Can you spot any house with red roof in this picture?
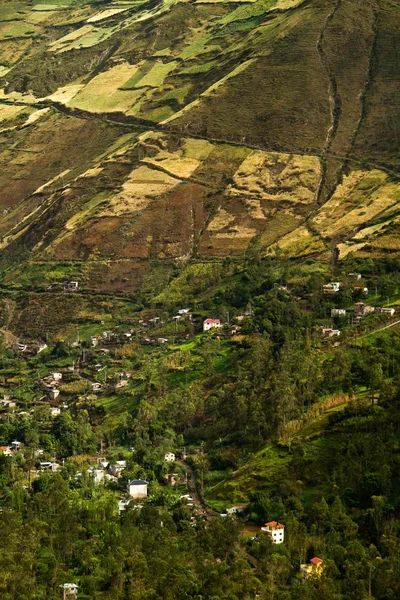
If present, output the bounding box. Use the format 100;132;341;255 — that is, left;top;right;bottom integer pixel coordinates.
203;319;222;332
261;521;285;544
300;556;324;577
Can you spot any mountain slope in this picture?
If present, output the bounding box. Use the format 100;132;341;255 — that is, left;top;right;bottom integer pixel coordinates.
0;0;399;295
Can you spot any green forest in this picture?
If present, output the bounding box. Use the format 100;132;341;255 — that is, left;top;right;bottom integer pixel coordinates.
0;252;400;600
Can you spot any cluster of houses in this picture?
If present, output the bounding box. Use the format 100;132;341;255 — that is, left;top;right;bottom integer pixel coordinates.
259;521;324;577
0;440;24;456
323;275;368;296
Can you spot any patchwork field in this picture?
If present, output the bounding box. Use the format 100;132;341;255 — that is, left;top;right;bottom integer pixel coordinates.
0;0;398;291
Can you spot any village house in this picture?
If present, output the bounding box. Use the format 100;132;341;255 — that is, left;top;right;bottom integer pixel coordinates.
323;282;341;294
375;307;395;316
203;318;222;332
110;460;126;478
128;479;148;498
60;583;78;600
322;328;341;338
0;446;12;456
354;302;375;319
331;309;346;317
226;504;248;516
64;281;79;292
300;557;324;578
40;462;60;472
261;521;285;544
90;335;100;347
92;382;102;392
49;389;60;401
51;407;61;417
88;468;105;485
0;398;16;409
118;498;131;514
348;272;362;280
164;452;176;462
10;440;23;451
51;372;62;381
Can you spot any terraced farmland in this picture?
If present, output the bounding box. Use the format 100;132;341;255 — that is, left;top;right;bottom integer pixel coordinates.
0;0;399;292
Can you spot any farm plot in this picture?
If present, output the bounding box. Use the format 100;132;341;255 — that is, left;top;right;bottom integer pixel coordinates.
67;62;144;113
100;165;181;216
227;150;321;204
141;137;213;179
312;169;400;239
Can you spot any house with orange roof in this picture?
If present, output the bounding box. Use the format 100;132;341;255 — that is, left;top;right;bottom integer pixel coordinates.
261;521;285;544
300;556;324;577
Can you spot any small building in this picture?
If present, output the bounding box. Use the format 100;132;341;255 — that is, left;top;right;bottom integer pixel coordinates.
322;328;340;338
51;372;63;381
375;307;395;316
10;440;23;451
88;468;105;485
128;479;148;498
348;272;362;280
64;281;79;291
323;282;341;294
60;583;78;600
261;521;285;544
226;504;248;516
331;308;346;317
203;318;222;332
0;398;16;409
300;557;324;578
164;452;175;462
354;302;375;319
118;498;131;514
40;462;60;472
51;407;61;417
92;382;102;392
49;389;60;401
90;336;99;347
110;460;126;478
0;446;12;456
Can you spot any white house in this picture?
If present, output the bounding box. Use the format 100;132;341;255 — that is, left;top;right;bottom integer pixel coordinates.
40;462;60;472
64;281;79;291
203;319;222;332
331;309;346;317
375;307;395;316
128;479;148;498
92;382;102;392
10;440;23;451
164;452;175;462
88;468;105;485
261;521;285;544
118;498;131;514
51;372;63;381
49;389;60;400
60;583;78;600
110;460;126;478
323;282;341;294
51;407;61;417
